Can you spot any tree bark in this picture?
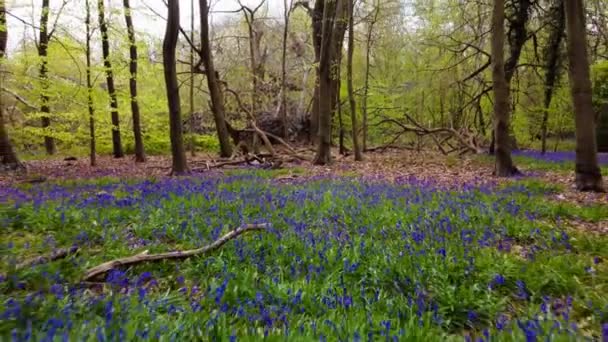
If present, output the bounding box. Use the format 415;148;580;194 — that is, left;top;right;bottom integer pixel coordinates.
315;0;335;164
315;0;347;165
39;0;55;155
540;0;565;155
164;0;188;175
85;0;96;166
491;0;518;176
0;0;23;170
564;0;604;191
199;0;233;157
347;0;362;161
361;0;378;152
188;0;196;157
489;0;531;155
98;0;124;158
310;0;324;143
280;0;291;139
241;3;266;117
123;0;145;162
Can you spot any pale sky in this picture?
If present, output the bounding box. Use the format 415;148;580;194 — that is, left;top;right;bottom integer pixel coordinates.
5;0;284;52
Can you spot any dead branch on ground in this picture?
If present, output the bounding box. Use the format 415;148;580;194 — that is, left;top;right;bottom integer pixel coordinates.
83;223;270;281
15;246;79;270
224;88;312;161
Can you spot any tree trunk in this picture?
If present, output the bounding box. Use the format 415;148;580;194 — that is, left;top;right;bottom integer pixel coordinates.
164;0;188;175
315;0;336;164
280;0;291;139
188;0;196;157
347;0;362;161
310;0;324;143
491;0;518;176
39;0;55;155
242;5;266;117
361;0;378;152
488;0;531;154
199;0;233;157
540;0;565;155
85;0;96;166
564;0;604;191
98;0;124;158
315;0;347;165
338;76;345;155
123;0;145;162
0;0;23;170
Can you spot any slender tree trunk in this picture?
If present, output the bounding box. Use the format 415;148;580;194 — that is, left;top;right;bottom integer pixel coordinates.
361;1;378;151
491;0;518;176
199;0;232;157
98;0;124;158
38;0;55;155
347;0;362;161
338;77;345;155
310;0;324;143
123;0;145;162
85;0;96;166
564;0;604;191
280;0;291;139
0;0;22;170
164;0;188;175
188;0;196;157
541;0;565;155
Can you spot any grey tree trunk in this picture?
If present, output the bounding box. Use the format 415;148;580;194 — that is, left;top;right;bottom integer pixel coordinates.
346;0;362;161
541;0;565;155
0;0;23;170
98;0;124;158
39;0;55;155
314;0;347;165
85;0;96;166
491;0;518;176
199;0;233;157
164;0;188;175
564;0;604;191
123;0;145;162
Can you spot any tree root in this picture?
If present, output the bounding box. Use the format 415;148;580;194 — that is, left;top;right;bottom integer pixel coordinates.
82;223;270;281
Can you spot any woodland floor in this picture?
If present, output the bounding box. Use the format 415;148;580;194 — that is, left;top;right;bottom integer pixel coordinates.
1;149;608;340
4;149;608;206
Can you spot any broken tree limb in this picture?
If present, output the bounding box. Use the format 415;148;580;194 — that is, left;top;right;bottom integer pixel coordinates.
82;223;270;281
16;246;79;270
224;88;276;156
374;114;484;154
224;88;311;161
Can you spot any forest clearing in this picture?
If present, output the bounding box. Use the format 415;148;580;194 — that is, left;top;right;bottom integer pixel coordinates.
1;0;608;340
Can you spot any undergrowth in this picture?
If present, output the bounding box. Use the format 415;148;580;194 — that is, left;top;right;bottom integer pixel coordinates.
1;172;607;340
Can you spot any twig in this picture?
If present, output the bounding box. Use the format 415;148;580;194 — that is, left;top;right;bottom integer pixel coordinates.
82;223;270;281
1;87;38;110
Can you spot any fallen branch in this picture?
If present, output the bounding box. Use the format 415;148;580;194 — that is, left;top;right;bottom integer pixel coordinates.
83;223;270;281
374;114;484;154
223;87;311;162
16;246;79;270
224;88;276;156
